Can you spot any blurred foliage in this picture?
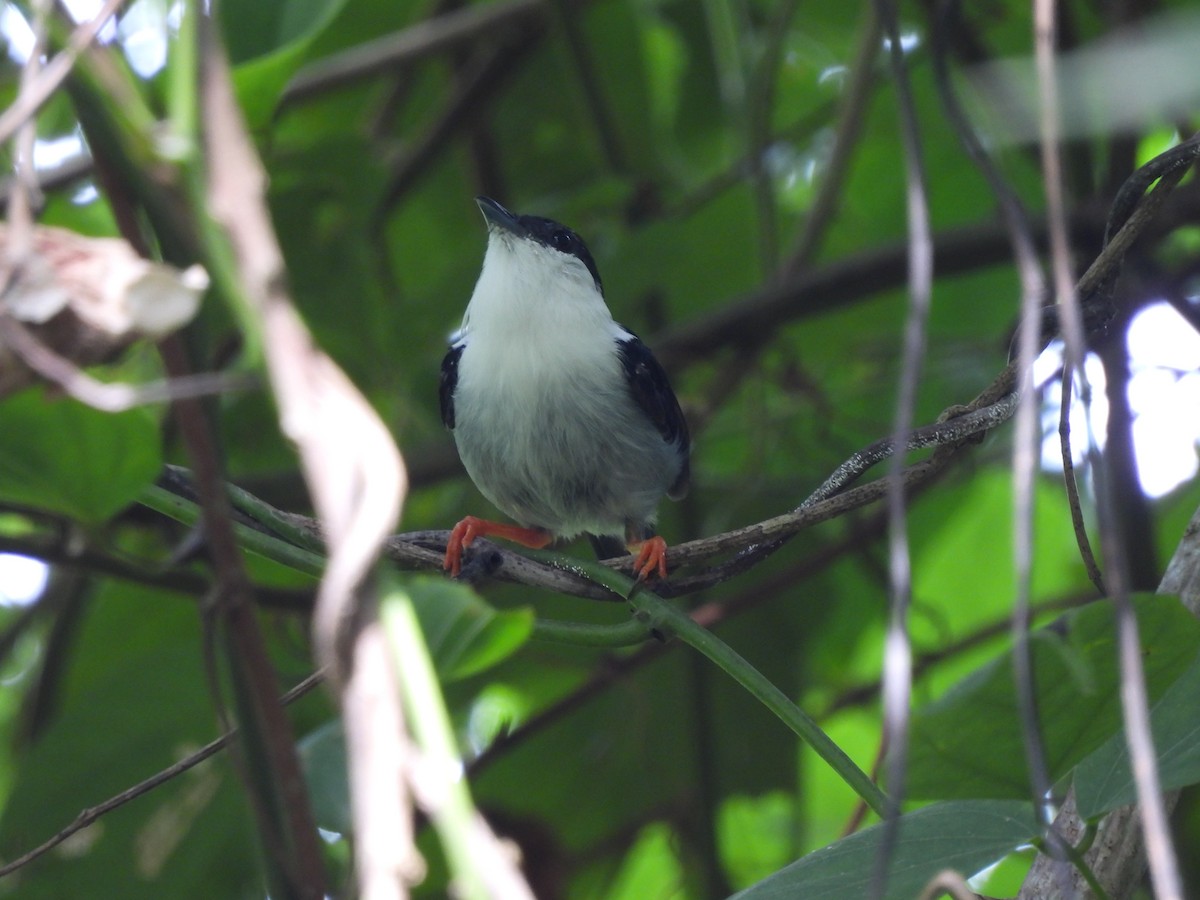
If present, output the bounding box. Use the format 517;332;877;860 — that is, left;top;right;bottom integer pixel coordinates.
0;0;1198;897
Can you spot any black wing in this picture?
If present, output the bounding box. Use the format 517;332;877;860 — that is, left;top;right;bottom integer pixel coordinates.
616;331;690;497
439;342;464;429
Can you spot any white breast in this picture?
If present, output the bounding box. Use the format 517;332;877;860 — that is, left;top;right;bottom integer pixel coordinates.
450;234;679;538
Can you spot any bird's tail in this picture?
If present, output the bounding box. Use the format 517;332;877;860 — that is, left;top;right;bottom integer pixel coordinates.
587;533;627;561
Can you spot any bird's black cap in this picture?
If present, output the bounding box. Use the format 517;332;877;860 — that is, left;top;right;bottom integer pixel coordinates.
476;196;603;292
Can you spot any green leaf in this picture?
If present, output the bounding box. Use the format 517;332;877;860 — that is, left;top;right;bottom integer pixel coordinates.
731;800;1038;899
907;594;1200;800
0;581;257;899
224;0;350;128
719;792;798;889
1074;651;1200;819
406;575;534;681
0;387;161;523
221;0;343;65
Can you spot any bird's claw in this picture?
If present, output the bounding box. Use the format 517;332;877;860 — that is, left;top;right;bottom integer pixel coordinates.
631;536;669;581
444;516;485;577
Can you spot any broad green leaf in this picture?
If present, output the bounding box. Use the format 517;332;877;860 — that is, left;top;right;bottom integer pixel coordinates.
405;576;534;681
731;800;1038;899
0;581;257;899
1074;652;1200;819
0;387;161;523
603;822;687;899
222;0;343;65
907;594;1200;800
224;0;350;128
719;792;798;889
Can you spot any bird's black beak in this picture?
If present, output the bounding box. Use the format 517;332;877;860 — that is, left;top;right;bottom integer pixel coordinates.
476;196;526;237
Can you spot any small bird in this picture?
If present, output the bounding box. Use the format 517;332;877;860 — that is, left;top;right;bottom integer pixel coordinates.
440;196;689;580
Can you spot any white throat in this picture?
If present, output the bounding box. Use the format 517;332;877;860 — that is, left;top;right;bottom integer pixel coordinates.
461;233;618;352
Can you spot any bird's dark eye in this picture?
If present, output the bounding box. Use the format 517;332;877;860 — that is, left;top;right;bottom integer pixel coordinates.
550;230;574;253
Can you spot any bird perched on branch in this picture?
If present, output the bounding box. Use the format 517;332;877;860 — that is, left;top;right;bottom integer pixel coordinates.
440;196;689;580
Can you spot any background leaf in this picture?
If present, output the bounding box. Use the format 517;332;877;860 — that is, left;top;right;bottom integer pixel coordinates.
732;799;1039;899
406;575;534;682
1074;653;1200;819
907;595;1200;800
0;388;161;524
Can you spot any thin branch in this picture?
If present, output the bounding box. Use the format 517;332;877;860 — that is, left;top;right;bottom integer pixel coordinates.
743;0;801;272
549;0;626;175
151;389;1017;607
928;14;1068;833
917;869;980;900
0;670;325;880
1057;371;1105;593
5;0;49;262
1033;1;1115;881
1032;1;1183;897
0;0;126;146
824;590;1096;717
282;0;548;105
872;0;935;891
0;312;256;409
375;32;544;218
190;19;336;896
161;335;330;897
931;0;1064;851
0;531;314;611
0;152;93;205
655;203;1088;369
1078;132;1200;302
779;5;882;274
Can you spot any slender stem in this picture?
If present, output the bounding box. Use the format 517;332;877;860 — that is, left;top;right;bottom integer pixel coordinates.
526;550;889;816
638;584;889;817
138;483;325;577
166;0;198;160
532;615;652;646
380;576;526;900
150;476;878;816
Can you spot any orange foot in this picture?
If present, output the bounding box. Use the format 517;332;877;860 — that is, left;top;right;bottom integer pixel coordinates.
444;516;553;576
629;535;670;581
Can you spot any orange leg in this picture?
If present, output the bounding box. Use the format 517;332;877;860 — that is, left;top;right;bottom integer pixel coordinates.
629;535;670;581
444;516;553;576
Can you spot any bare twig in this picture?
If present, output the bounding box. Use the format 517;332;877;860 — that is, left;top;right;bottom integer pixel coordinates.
6;0;50;260
0;522;317;610
1078;132;1200;302
376;33;543;217
744;0;801;272
917;869;981;900
928;9;1066;843
780;6;882;274
1056;371;1106;593
1031;1;1182;897
0;0;126;146
189;389;1018;605
549;0;626;175
0;152;93;205
0;671;324;880
872;0;935;893
282;0;548;105
0;312;253;408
